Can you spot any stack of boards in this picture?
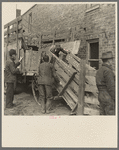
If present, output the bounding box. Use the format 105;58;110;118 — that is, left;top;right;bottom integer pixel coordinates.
49;41;100;115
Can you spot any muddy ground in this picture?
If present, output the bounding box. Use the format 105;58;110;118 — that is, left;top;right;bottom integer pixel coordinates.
4;83;71;116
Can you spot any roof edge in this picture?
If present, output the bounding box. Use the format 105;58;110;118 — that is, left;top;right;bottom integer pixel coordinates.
22;4;37;16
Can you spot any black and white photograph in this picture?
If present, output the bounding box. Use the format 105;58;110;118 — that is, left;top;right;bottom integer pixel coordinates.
2;1;118;148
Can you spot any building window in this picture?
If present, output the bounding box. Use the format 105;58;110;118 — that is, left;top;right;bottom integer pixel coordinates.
87;39;99;70
28;13;32;32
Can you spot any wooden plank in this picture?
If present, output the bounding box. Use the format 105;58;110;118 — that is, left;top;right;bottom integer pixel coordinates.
55;84;76;110
55;58;76;76
88;59;100;61
56;55;98;96
55;62;80;94
72;40;81;54
4;16;22;29
4;33;23;43
61;41;75;52
4;24;22;36
58;75;78;104
77;59;86;115
66;54;80;72
85;95;99;105
58;72;77;96
85;84;98;98
84;107;100;115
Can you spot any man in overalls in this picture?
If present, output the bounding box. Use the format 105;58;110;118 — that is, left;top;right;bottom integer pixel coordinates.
38;55;60;114
96;51;115;115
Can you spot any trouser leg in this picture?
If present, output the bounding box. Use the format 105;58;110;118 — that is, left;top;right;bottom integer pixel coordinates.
45;85;53;112
6;83;14;108
98;91;115;115
105;101;115;115
38;85;46;113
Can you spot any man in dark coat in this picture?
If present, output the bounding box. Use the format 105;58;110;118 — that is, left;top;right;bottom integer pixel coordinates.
50;44;68;57
5;49;22;108
96;51;115;115
49;44;70;64
38;55;60;114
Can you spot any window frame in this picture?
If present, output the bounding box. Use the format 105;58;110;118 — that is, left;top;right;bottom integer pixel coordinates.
87;39;100;70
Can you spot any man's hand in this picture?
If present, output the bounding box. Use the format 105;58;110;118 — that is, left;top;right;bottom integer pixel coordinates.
19;57;24;62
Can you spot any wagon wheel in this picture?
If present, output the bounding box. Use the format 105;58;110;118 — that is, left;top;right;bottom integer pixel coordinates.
32;73;41;106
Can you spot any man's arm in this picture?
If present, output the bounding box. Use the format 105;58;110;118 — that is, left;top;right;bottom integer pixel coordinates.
60;48;68;55
15;62;20;68
9;62;20;74
104;69;115;100
15;57;23;68
51;64;60;83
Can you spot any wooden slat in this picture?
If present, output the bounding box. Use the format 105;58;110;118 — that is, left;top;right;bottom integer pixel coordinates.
55;55;98;96
61;41;75;52
55;58;76;76
85;96;99;105
85;84;98;93
4;16;22;29
55;84;76;110
88;59;100;61
59;72;77;96
84;107;100;115
66;54;80;72
4;24;22;36
4;33;23;43
58;75;78;103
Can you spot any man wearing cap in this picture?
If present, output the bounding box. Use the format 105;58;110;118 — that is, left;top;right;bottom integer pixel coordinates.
5;49;22;108
50;44;68;57
38;55;60;114
96;51;115;115
49;44;70;64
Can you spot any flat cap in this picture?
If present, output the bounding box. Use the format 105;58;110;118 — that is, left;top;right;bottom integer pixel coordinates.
9;49;17;56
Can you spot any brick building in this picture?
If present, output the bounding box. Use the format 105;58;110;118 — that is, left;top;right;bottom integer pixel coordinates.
6;3;116;70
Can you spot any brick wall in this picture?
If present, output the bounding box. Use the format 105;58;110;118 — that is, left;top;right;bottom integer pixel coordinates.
21;3;116;69
84;4;116;70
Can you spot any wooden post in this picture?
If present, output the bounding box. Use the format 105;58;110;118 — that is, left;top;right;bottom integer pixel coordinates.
39;33;42;49
53;30;56;45
16;18;19;58
77;59;86;115
36;34;42;73
6;26;10;61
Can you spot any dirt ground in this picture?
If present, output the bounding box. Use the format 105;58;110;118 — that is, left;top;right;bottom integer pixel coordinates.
4;83;71;116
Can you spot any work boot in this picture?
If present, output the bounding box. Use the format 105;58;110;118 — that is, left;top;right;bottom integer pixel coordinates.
46;110;55;114
41;109;46;114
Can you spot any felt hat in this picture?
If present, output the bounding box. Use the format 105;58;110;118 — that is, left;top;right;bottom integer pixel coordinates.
101;51;114;59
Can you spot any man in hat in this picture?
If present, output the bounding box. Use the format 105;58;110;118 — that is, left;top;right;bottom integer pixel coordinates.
5;49;22;108
38;55;60;114
96;51;115;115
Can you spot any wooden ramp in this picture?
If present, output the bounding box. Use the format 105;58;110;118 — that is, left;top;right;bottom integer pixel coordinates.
49;41;100;115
